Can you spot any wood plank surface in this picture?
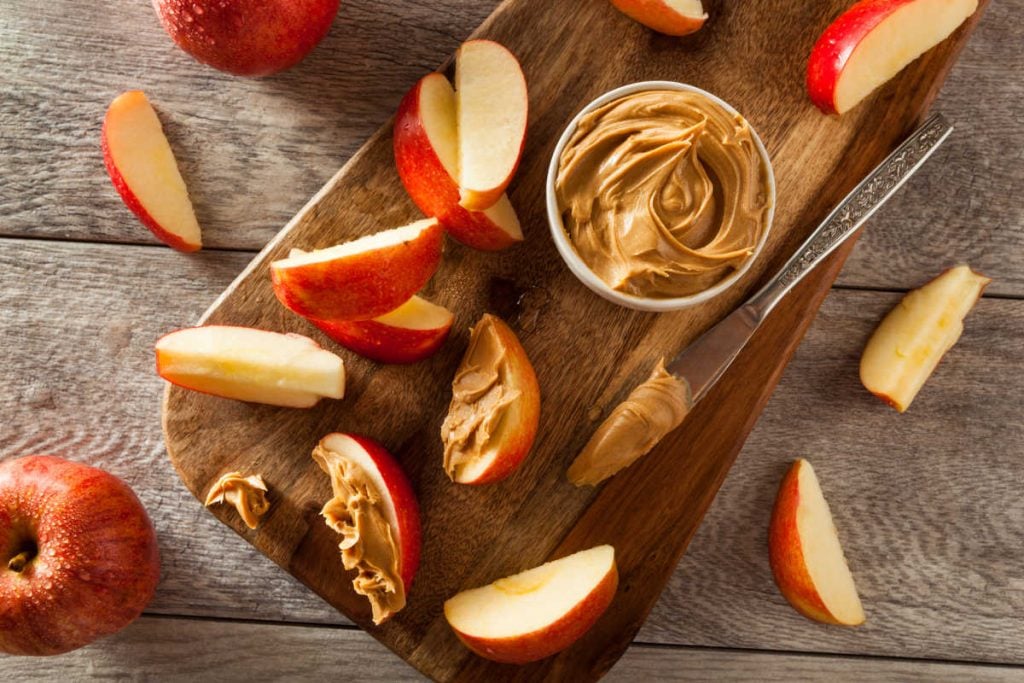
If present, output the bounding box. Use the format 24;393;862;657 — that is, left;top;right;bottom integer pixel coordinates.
1;0;1020;296
160;0;989;678
1;241;1021;666
6;616;1023;682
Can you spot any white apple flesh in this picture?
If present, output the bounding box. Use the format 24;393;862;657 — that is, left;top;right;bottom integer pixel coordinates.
860;265;990;412
769;459;865;626
155;325;346;408
807;0;978;115
455;40;529;212
444;545;617;663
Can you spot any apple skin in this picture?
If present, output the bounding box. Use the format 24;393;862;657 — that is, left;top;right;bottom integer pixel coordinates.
151;0;340;77
447;558;618;664
0;455;160;656
101;91;201;253
806;0;978;115
320;434;421;591
394;74;523;251
768;459;864;626
311;301;453;365
271;220;444;322
609;0;707;36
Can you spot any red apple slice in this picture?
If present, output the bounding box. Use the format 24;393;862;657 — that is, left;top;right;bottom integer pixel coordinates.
455;40;528;212
155;325;345;408
314;433;422;623
609;0;708;36
860;265;990;412
312;295;454;364
807;0;978;115
394;73;524;251
769;459;865;626
102;91;202;252
271;218;443;321
441;314;541;485
444;545;617;664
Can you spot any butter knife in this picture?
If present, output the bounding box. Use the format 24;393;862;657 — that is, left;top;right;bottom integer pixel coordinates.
569;113;953;486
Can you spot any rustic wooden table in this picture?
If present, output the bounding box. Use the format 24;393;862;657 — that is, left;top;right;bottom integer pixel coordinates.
2;1;1022;680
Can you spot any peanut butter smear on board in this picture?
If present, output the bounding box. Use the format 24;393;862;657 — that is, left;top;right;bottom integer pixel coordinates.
313;445;405;624
568;359;691;486
556;89;772;298
204;472;270;530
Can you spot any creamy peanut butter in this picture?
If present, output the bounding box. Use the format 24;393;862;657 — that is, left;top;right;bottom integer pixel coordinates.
567;359;691;486
204;472;270;530
441;314;521;482
313;444;405;624
556;89;771;298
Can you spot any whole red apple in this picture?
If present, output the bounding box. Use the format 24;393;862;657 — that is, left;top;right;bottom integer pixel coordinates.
151;0;341;77
0;455;161;656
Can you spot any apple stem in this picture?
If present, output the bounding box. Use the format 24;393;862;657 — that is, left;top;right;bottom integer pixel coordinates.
7;551;32;573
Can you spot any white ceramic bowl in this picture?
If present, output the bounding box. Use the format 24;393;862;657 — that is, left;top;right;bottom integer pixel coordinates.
545;81;776;312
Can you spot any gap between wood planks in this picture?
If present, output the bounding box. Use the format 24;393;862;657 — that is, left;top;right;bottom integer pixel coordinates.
2;234;1016;301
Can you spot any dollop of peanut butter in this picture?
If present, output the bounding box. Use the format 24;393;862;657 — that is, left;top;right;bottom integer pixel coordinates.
568;359;691;486
556;89;772;298
204;472;270;530
441;314;521;481
312;444;405;624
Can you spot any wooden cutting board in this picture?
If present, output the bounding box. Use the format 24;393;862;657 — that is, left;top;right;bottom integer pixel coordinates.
163;0;986;679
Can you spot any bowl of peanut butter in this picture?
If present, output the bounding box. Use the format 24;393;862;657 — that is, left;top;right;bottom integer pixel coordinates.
547;81;776;311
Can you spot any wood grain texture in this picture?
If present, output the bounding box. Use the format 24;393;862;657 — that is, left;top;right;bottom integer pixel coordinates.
5;617;1022;682
0;0;1020;296
1;242;1022;666
156;1;990;679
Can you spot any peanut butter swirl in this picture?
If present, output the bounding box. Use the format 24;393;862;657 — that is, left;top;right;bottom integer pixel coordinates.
556;89;771;298
313;444;405;624
568;359;691;486
204;472;270;530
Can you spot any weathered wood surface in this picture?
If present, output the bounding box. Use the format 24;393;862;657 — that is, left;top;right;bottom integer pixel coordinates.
4;617;1022;682
1;0;1021;679
1;0;1020;296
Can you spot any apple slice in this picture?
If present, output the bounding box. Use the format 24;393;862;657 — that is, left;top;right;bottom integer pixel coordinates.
441;314;541;485
860;265;989;412
445;545;617;664
155;325;345;408
271;219;443;322
102;91;201;252
609;0;708;36
313;433;421;624
455;40;529;212
394;73;524;251
769;459;865;626
807;0;978;115
311;295;454;364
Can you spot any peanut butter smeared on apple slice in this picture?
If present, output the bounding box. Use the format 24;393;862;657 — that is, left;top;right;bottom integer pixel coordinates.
441;313;540;485
204;472;270;530
313;444;404;624
568;359;690;486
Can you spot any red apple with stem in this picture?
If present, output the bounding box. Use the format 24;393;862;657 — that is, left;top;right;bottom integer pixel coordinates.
0;455;161;656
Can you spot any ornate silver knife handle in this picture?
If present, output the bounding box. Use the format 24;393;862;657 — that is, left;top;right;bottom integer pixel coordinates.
746;113;953;321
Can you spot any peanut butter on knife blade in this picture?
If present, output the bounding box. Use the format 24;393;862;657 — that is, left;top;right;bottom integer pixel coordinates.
568;359;691;486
